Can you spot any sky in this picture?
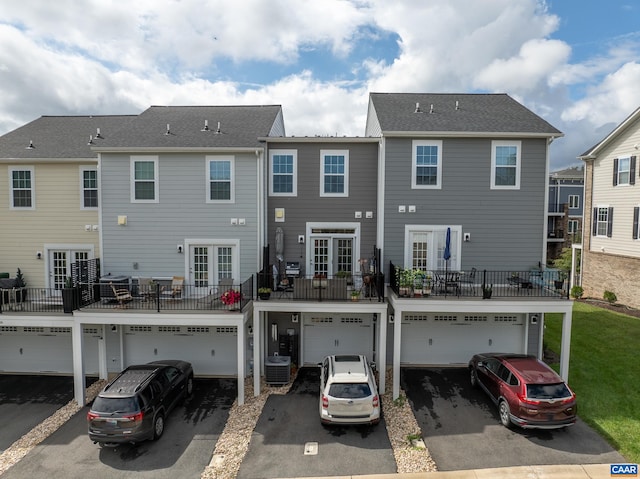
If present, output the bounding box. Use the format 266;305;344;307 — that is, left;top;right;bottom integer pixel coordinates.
1;0;640;170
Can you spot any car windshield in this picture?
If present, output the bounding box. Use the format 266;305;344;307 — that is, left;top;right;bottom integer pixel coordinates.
92;396;139;414
526;383;572;400
328;383;372;399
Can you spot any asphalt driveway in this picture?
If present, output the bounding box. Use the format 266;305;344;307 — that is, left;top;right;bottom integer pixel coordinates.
237;367;396;479
402;367;626;471
0;375;95;452
1;378;236;479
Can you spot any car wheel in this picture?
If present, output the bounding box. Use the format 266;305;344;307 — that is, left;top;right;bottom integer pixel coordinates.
498;401;513;428
470;368;478;388
152;413;165;440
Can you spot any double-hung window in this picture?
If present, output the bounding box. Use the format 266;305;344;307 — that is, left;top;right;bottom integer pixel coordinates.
9;167;35;209
270;150;296;196
320;150;348;197
131;156;158;202
592;206;613;237
81;167;98;209
491;141;521;189
568;195;579;209
412;140;442;189
207;156;234;203
613;156;636;186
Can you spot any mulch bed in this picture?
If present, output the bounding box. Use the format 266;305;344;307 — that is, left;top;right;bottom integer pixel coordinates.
578;298;640;319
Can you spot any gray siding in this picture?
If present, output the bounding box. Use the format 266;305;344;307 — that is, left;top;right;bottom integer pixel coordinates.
266;141;379;275
100;152;260;280
383;137;548;274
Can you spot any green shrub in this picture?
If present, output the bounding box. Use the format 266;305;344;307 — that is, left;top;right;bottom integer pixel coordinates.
570;285;584;299
603;290;617;304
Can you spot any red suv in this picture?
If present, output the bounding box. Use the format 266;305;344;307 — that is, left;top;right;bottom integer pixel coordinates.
469;353;577;429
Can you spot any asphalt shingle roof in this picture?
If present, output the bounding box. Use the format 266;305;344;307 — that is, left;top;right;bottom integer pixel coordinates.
96;105;283;149
0;115;137;159
369;93;562;136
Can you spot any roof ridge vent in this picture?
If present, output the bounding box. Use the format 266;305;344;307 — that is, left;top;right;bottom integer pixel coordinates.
414;102;422;113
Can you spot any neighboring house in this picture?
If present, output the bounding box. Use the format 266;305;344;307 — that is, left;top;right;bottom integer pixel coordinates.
547;166;584;260
365;93;574;399
578;106;640;310
252;137;389;395
0;114;135;381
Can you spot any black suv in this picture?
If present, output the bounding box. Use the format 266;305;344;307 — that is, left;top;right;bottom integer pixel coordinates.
87;360;193;446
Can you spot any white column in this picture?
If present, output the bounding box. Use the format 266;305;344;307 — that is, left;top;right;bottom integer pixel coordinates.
237;318;245;406
559;311;573;381
393;308;402;400
377;311;387;394
98;332;107;380
72;321;86;406
253;311;261;396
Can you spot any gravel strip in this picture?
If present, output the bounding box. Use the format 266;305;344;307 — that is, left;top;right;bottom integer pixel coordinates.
0;379;107;477
202;368;437;479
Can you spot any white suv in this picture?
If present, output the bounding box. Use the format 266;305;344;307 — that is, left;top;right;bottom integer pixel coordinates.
319;354;380;426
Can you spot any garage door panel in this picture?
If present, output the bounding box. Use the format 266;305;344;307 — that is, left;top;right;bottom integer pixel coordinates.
0;326;99;375
303;315;373;364
401;314;525;365
124;325;237;376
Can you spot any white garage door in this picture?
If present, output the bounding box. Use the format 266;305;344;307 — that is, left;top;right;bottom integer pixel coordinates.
0;326;100;375
303;314;374;365
401;313;526;365
123;325;238;376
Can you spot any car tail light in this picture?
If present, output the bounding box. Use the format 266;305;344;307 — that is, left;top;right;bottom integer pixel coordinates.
87;411;99;421
372;395;379;408
560;393;576;405
517;392;541;406
123;411;144;423
322;395;329;409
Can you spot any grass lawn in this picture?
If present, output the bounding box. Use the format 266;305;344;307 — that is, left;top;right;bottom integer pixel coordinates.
544;301;640;463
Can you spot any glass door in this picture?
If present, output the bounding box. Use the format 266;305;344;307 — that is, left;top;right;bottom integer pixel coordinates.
313;238;329;277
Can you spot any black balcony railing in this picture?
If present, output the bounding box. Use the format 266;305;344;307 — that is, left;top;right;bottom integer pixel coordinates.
389;262;570;299
0;288;66;313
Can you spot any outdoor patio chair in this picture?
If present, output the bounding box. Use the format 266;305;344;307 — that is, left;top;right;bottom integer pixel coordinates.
459;268;477;295
197;278;233;306
110;282;133;308
161;276;184;300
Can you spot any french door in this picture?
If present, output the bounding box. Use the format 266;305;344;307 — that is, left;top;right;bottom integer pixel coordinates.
48;249;91;293
189;245;235;295
311;237;354;276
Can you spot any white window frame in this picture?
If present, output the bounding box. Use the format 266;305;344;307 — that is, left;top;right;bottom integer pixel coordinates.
320;150;349;197
412;140;442;189
269;149;297;196
616;157;631;185
80;166;98;210
595;206;609;237
404;225;462;271
305;222;361;275
130;156;159;203
206;155;235;204
9;166;35;210
491;140;521;190
568;219;579;234
568;195;579;209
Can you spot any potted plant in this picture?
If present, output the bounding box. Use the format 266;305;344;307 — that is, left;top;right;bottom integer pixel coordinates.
62;276;79;313
14;268;27;302
258;287;272;300
413;269;425;297
350;290;361;302
396;267;415;297
221;289;242;309
423;275;432;296
482;284;492;299
312;273;327;289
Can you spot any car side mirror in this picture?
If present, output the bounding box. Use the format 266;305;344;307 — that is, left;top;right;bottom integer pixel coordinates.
477;361;484;368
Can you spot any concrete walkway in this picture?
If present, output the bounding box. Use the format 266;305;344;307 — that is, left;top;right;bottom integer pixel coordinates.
286;463;621;478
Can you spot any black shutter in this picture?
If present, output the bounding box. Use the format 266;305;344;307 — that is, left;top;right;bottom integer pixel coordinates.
592;207;598;236
631;156;636;185
607;207;614;237
633;207;639;240
613;158;619;186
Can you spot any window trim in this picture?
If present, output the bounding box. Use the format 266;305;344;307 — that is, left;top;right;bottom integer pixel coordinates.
404;225;462;271
80;166;98;210
592;206;613;238
613;156;636;186
269;149;297;197
412;140;442;189
206;155;235;204
130;156;159;203
320;150;349;197
490;140;521;190
9;166;35;210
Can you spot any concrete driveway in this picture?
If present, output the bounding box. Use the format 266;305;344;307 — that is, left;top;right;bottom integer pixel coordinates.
402;367;626;471
0;375;95;453
237;367;396;479
1;378;236;479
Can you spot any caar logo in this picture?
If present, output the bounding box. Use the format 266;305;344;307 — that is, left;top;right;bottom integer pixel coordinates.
611;464;638;477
